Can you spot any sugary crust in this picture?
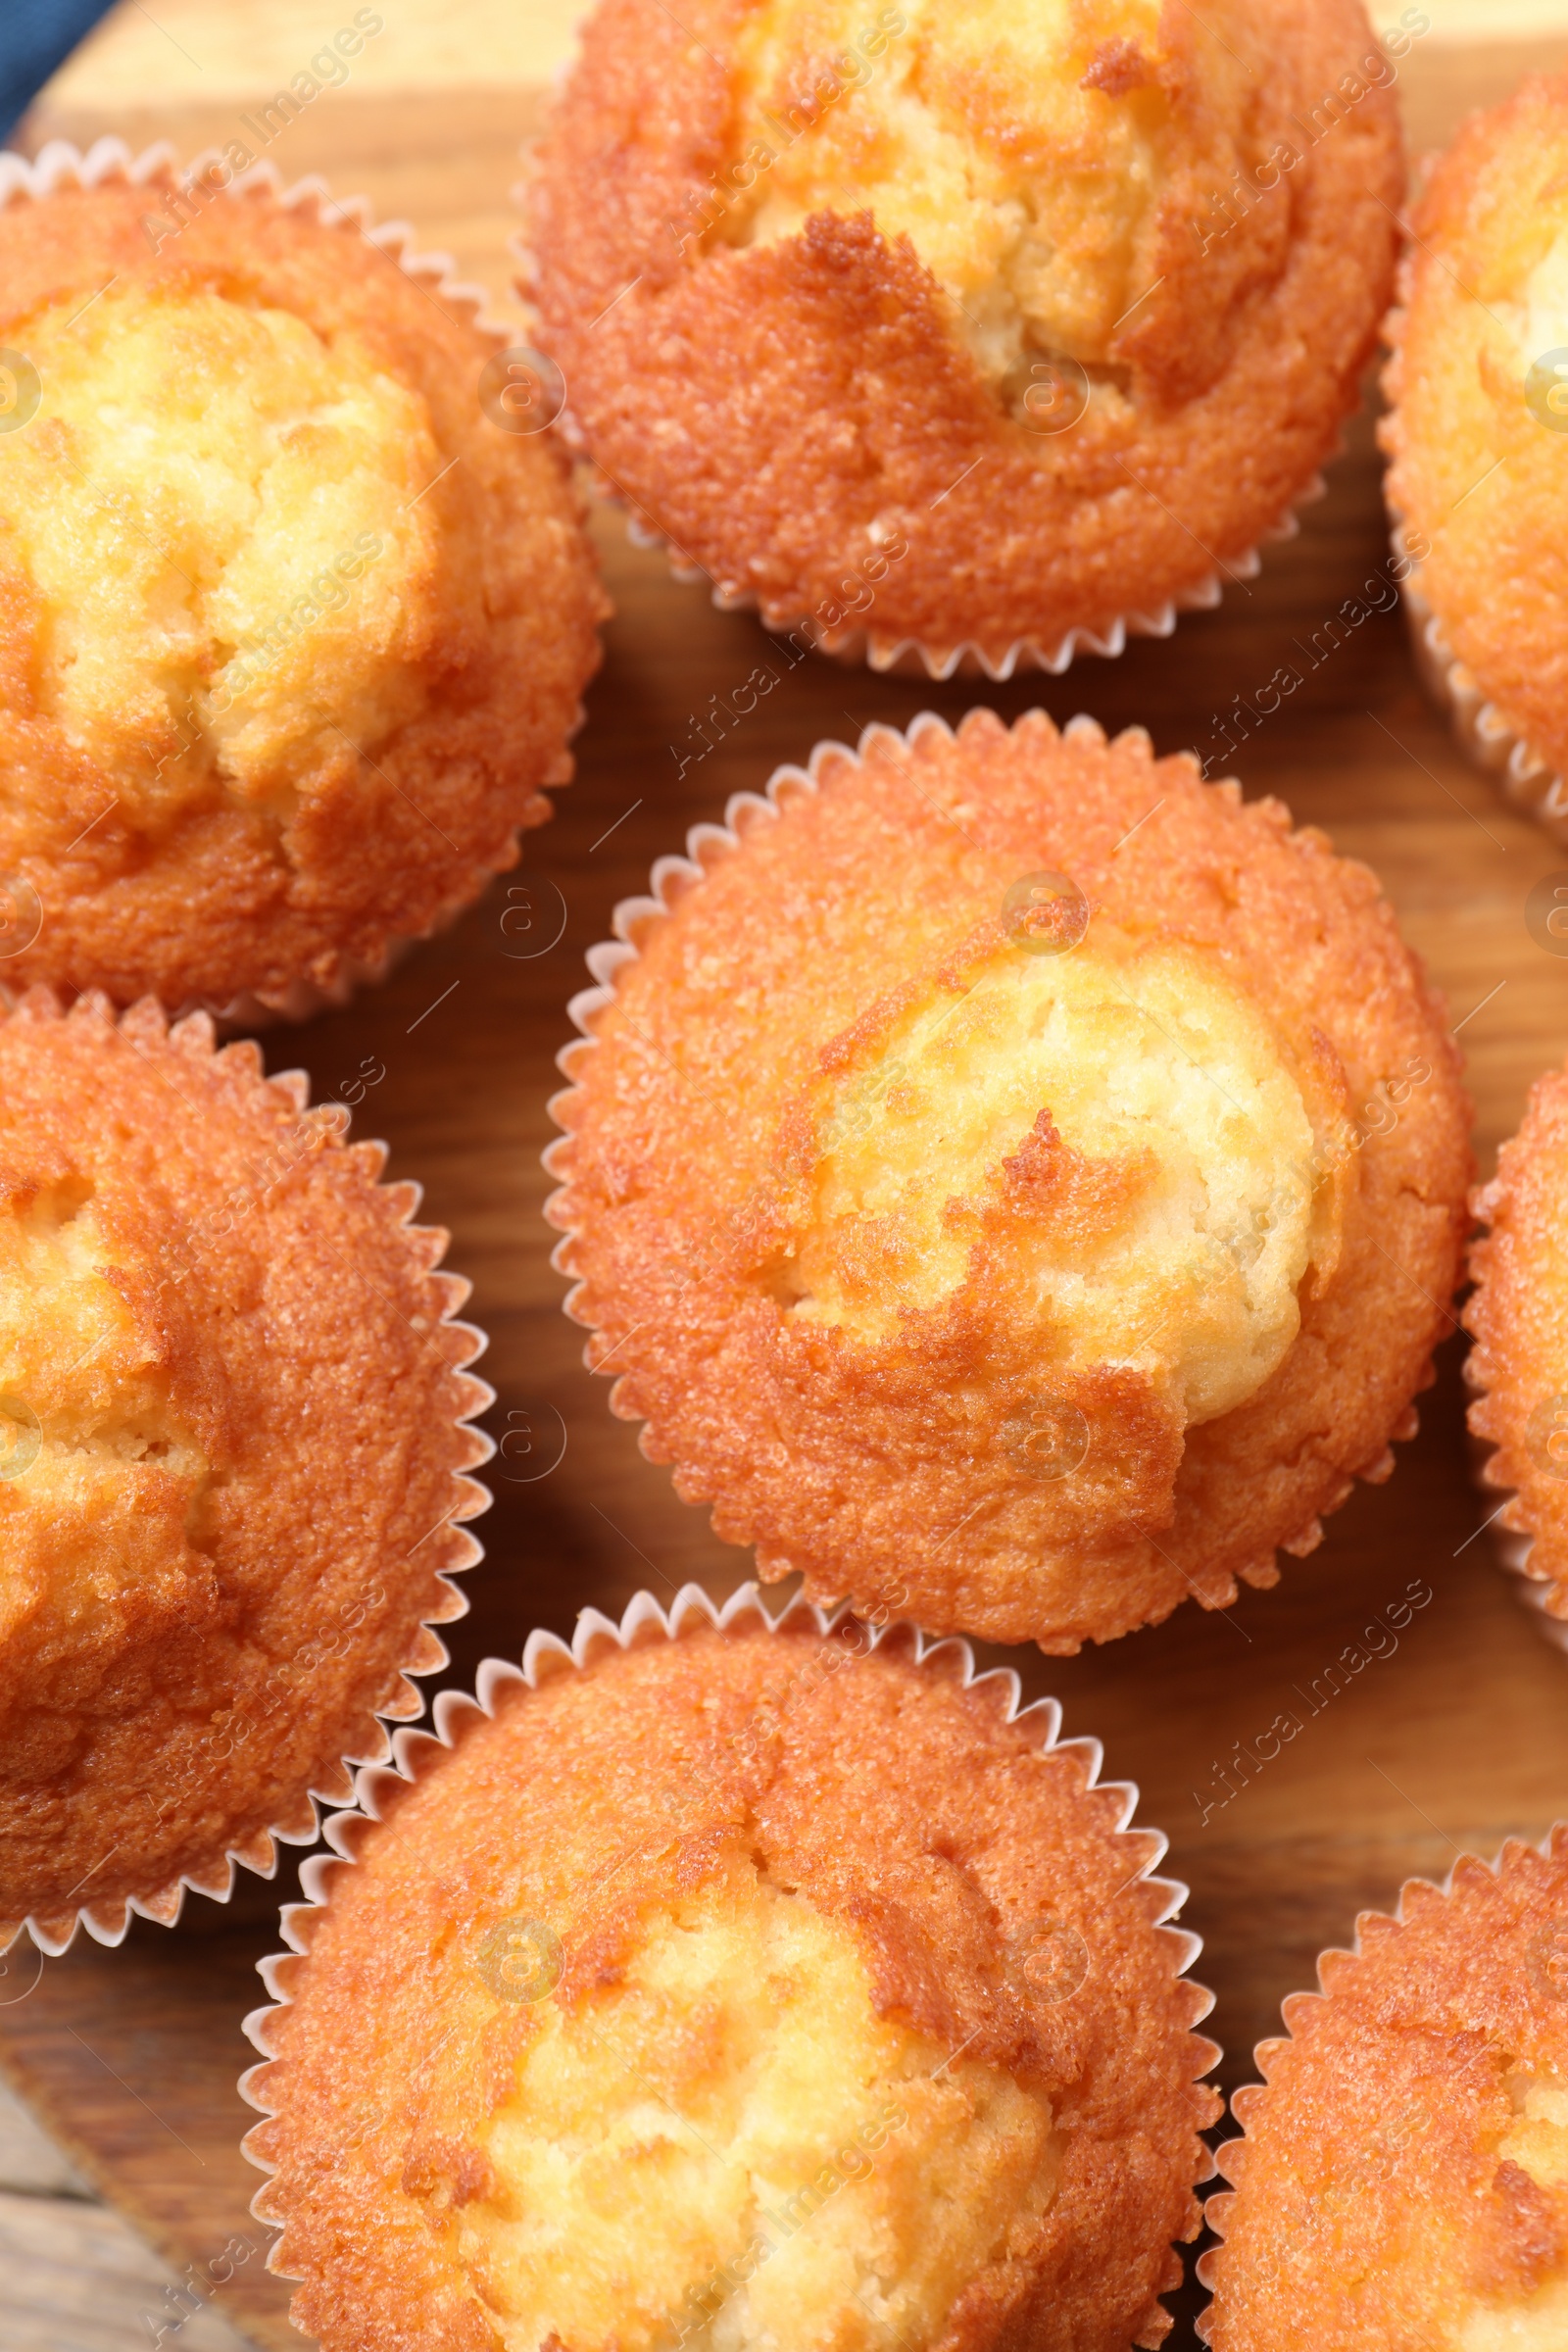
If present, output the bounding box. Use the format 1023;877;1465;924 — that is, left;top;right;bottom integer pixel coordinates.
0;173;606;1012
548;710;1472;1652
247;1616;1220;2352
0;989;490;1942
1381;75;1568;788
527;0;1402;666
1204;1831;1568;2350
1466;1057;1568;1617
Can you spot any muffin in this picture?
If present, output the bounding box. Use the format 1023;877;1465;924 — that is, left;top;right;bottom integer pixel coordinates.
0;988;491;1953
1465;1054;1568;1639
527;0;1404;675
243;1584;1220;2352
0;154;605;1016
1382;75;1568;839
546;710;1471;1653
1201;1829;1568;2350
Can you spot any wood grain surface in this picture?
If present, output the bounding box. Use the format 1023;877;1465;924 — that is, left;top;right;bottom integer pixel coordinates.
0;2180;253;2352
8;23;1568;2352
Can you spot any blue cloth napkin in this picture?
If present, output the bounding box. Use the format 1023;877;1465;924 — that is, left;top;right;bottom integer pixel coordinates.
2;0;119;142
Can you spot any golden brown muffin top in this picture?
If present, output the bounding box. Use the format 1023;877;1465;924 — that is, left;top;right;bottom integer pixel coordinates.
1205;1832;1568;2352
529;0;1402;665
0;989;489;1946
1382;74;1568;786
717;0;1263;398
1466;1055;1568;1620
549;710;1471;1653
248;1609;1219;2352
0;172;604;1011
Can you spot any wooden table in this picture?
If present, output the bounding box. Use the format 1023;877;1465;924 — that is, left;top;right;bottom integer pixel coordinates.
7;19;1568;2352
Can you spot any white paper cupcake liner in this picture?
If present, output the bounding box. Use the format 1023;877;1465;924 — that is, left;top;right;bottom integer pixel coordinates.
179;931;426;1038
585;460;1324;683
1195;1825;1568;2341
3;934;431;1042
1391;513;1563;842
1464;1396;1568;1660
0;138;592;1032
1459;1146;1568;1662
0;992;496;1961
238;1577;1220;2337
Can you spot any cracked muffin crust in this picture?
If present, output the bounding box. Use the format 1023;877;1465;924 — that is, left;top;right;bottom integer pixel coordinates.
527;0;1403;669
0;989;490;1948
1203;1832;1568;2352
244;1602;1220;2352
547;710;1471;1653
0;170;605;1014
1382;74;1568;803
1465;1054;1568;1629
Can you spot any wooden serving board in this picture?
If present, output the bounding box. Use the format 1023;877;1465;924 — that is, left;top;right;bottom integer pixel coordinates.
8;26;1568;2350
